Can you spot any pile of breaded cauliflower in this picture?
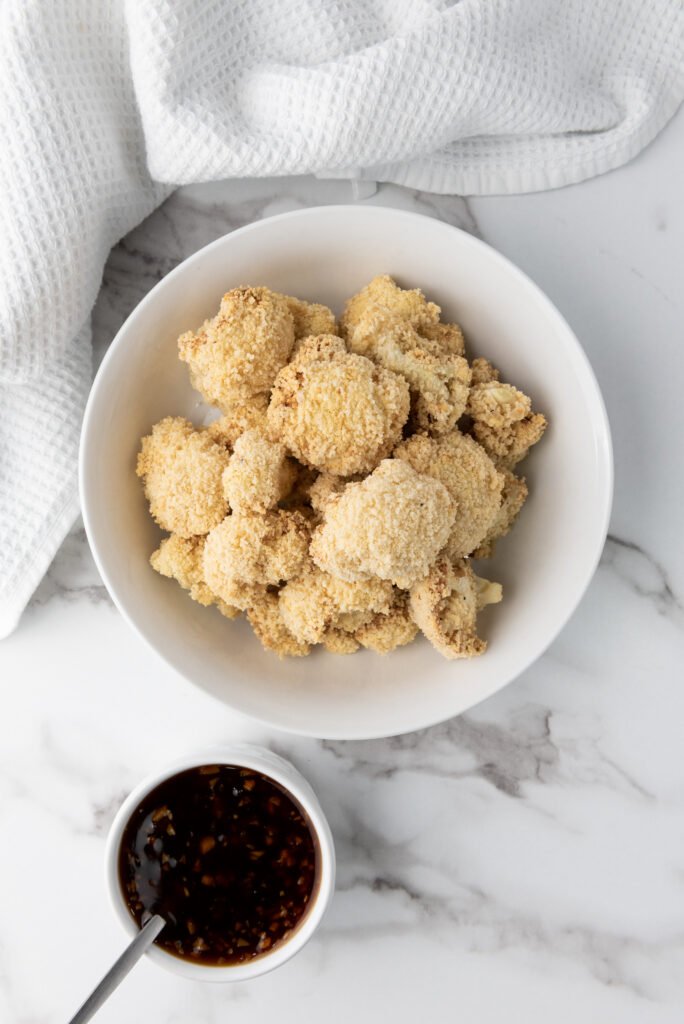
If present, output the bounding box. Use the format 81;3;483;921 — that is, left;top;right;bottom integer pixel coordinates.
137;276;546;660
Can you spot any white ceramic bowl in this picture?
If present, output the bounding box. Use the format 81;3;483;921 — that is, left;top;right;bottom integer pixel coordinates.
80;205;612;739
105;745;335;981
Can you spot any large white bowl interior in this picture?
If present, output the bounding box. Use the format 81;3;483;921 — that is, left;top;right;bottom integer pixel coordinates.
80;206;612;739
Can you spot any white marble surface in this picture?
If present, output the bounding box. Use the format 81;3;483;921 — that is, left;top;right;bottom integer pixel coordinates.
2;106;684;1024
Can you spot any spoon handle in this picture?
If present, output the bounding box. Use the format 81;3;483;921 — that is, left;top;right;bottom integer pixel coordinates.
67;915;165;1024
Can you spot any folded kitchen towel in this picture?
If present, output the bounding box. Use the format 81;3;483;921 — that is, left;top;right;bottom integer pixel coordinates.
1;0;682;637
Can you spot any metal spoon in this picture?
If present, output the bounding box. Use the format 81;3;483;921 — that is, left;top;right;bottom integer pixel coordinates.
67;915;165;1024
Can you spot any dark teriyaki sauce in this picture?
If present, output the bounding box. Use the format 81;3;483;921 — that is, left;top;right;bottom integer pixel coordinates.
118;764;318;965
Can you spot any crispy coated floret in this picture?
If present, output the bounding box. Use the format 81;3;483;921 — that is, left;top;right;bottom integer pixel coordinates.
205;393;270;449
473;471;528;558
410;558;502;660
322;629;360;654
308;473;349;514
467;381;547;469
310;459;455;588
150;535;241;617
279;565;394;645
203;510;310;604
418;321;465;356
136;417;230;537
267;335;410;476
178;287;294;410
222;429;297;513
349;321;472;436
340;275;440;350
247;593;311;658
355;592;418;654
470;357;500;386
282;295;337;339
395;431;504;559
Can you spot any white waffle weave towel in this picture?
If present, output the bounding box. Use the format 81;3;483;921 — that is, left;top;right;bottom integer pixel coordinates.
1;0;682;636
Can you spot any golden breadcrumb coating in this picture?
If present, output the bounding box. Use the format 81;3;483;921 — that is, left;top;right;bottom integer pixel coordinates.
467;381;547;469
214;578;267;613
355;592;418;654
308;472;349;513
410;558;502;660
418;321;465;356
267;335;410;476
395;430;504;560
136;417;230;537
178;287;294;410
150;535;241;618
247;593;311;658
310;459;455;588
340;274;440;350
222;429;297;513
203;511;310;598
282;295;337;339
470;357;500;386
473;471;528;558
279;565;394;644
205;393;270;449
277;463;319;511
322;629;360;654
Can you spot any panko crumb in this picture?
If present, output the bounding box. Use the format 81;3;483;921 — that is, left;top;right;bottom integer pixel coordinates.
410;558;502;660
282;295;337;339
418;321;465;356
279;565;394;645
322;629;360;655
308;473;349;514
473;471;528;558
267;335;410;476
355;592;418;654
203;511;310;598
178;287;294;410
247;593;310;658
467;381;547;469
205;393;270;449
223;429;297;513
470;357;500;386
311;459;455;588
395;430;504;559
137;417;230;537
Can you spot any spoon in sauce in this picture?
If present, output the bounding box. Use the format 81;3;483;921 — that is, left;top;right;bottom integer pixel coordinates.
67;914;165;1024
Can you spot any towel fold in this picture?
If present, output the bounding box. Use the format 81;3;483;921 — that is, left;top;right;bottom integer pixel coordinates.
1;0;682;636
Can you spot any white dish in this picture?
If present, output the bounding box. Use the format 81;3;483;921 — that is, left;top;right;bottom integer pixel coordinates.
80;205;612;740
105;745;335;981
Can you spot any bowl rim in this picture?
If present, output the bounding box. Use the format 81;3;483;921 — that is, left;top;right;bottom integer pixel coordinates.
104;744;336;981
80;204;613;740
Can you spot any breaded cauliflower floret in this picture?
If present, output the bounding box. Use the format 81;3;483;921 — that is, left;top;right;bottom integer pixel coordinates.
205;393;270;449
247;593;310;658
410;558;502;660
203;511;310;599
267;335;410;476
473;471;528;558
150;535;241;618
279;564;394;644
222;429;297;513
340;275;440;350
136;417;230;537
418;321;465;356
178;287;294;410
310;459;455;588
282;295;337;339
355;592;418;654
470;357;500;386
308;472;349;514
395;430;504;559
467;381;547;469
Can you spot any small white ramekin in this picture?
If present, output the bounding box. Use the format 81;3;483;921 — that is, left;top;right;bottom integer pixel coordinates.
105;745;335;981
